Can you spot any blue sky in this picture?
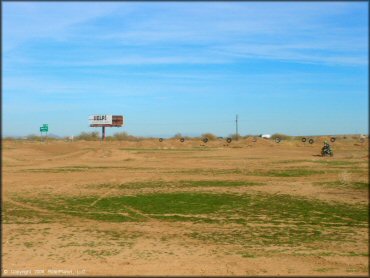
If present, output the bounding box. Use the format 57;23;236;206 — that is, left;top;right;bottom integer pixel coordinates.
3;2;368;137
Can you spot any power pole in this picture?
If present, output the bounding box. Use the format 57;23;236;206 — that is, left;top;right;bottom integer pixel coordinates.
102;126;106;141
235;114;239;140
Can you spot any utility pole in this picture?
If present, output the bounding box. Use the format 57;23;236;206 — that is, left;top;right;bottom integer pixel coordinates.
102;126;106;141
235;114;239;140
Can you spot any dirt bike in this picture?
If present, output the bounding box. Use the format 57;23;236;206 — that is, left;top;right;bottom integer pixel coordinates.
321;146;333;157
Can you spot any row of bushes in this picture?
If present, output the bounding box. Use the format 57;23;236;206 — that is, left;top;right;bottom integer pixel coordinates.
3;132;296;141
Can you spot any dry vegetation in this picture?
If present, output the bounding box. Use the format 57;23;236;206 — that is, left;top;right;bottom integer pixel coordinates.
2;135;368;275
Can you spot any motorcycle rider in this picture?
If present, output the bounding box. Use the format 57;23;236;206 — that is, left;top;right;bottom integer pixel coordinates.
322;140;333;156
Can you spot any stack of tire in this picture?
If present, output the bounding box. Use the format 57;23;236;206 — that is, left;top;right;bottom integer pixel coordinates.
301;137;314;144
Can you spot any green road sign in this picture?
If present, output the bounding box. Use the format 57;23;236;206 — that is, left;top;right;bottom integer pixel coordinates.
40;124;48;132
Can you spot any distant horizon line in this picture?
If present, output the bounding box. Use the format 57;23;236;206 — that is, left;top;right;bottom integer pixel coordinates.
2;132;368;139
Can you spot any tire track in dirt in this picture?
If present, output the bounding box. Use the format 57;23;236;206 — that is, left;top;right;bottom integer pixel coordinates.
6;198;139;226
121;205;153;220
5;199;59;215
89;186;117;207
88;182;154;220
5;198;98;223
38;149;96;163
6;193;151;223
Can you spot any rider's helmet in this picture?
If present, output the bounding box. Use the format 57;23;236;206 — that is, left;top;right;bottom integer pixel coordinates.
324;140;328;145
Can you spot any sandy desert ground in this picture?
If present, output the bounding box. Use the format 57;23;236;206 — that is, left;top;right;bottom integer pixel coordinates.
2;136;369;276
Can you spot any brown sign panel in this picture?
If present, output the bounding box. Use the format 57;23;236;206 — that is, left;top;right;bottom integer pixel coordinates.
89;115;124;127
112;115;123;126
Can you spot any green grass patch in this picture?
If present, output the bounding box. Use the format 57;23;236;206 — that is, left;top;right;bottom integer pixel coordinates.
89;180;263;190
316;181;368;190
2;202;58;224
57;229;142;249
24;242;35;248
314;267;336;273
25;167;91;173
313;160;360;166
24;165;149;173
345;251;369;257
7;192;370;251
346;266;368;273
256;168;326;177
179;180;262;187
188;224;354;248
348;169;368;174
169;168;245;176
272;160;313;164
14;192;368;227
240;252;256;258
83;249;120;258
172;168;328;177
8;196;142;222
153;215;219;224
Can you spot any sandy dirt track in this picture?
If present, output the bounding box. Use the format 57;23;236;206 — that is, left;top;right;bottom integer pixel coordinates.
2;137;369;275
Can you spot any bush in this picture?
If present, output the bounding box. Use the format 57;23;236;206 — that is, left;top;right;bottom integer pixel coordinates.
201;133;217;140
113;132;140;141
3;136;17;141
172;133;183;139
26;134;42;141
294;136;307;141
76;132;100;141
242;134;258;139
114;132;130;140
229;134;241;140
271;133;292;140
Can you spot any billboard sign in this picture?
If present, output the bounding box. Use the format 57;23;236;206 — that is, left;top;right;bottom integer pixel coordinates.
88;115;113;125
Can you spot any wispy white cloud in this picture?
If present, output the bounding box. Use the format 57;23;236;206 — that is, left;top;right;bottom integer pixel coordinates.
211;42;367;66
3;2;126;51
76;2;366;66
4;2;367;67
3;2;368;136
50;55;229;67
